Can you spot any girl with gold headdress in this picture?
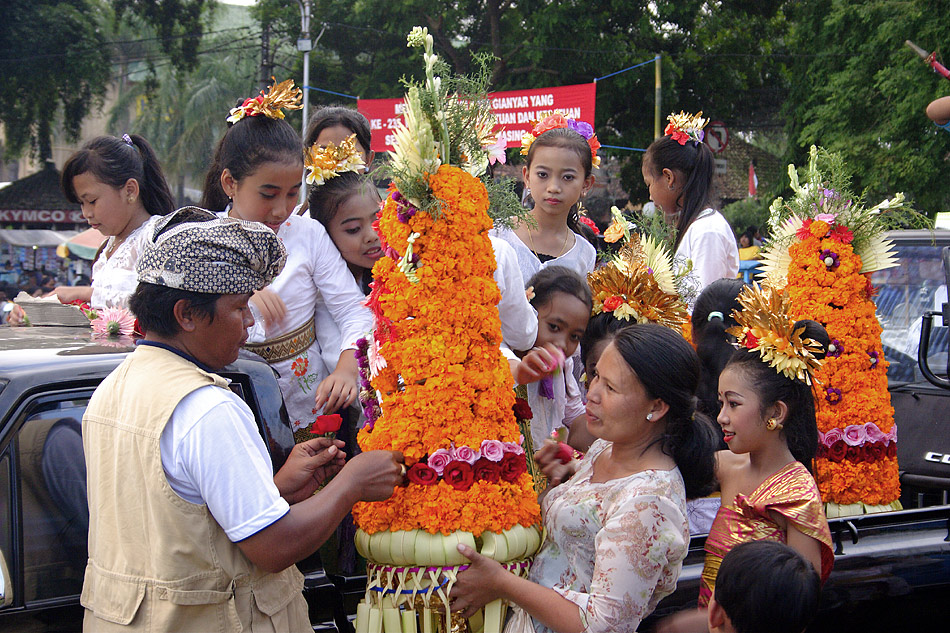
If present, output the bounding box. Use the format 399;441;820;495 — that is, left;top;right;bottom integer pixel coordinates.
200;80;373;434
642;112;739;301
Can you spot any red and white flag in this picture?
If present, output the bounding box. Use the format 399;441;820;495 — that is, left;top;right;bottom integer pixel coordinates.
748;161;758;197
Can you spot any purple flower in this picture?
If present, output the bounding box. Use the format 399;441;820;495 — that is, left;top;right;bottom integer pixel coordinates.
869;351;880;368
538;376;555;399
427;448;454;475
825;387;842;405
453;445;478;465
820;249;840;271
822;428;844;446
480;439;506;462
568;119;595;139
865;422;887;444
647;267;654;276
827;339;843;358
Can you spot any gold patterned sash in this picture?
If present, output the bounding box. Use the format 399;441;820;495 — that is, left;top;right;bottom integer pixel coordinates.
244;316;316;363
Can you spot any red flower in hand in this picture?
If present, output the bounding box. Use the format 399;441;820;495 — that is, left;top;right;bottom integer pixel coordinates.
554;441;574;464
407;462;438;486
311;414;342;435
513;397;533;421
603;295;624;312
500;453;527;482
473;457;502;483
443;461;475;491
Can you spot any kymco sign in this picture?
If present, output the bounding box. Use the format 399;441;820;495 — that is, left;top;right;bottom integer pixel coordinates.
357;82;596;153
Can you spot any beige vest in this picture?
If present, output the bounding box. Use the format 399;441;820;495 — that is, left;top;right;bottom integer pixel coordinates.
81;344;311;632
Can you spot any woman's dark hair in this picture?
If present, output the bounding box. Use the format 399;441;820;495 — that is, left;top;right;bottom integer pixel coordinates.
526;265;593;312
308;171;380;229
610;323;718;498
724;319;830;471
200;105;303;211
580;311;628;370
715;540;820;633
129;283;221;337
62;134;174;217
525;127;594;237
304;106;373;156
692;278;747;416
643;134;715;251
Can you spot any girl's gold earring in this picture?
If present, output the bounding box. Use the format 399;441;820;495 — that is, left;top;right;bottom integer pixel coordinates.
766;417;783;431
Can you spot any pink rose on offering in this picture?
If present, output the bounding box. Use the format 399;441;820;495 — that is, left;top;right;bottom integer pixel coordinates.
822;428;844;447
427;448;454;476
480;439;505;462
815;213;837;224
453;444;478;465
864;422;887;444
887;426;898;443
502;441;524;456
843;424;867;447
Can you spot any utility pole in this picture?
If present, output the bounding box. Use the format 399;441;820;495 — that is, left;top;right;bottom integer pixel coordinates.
654;54;662;139
298;0;312;201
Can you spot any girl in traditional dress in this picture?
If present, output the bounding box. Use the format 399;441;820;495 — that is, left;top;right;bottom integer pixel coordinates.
452;324;718;633
201;80;372;432
641;112;739;299
491;113;600;282
56;134;174;308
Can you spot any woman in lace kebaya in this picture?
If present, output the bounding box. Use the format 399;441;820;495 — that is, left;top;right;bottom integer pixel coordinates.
57;134;175;308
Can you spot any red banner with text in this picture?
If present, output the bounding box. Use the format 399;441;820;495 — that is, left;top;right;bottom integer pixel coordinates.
357;82;596;153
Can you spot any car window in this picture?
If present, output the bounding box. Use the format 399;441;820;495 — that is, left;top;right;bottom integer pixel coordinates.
17;398;89;604
0;452;11;606
872;244;948;383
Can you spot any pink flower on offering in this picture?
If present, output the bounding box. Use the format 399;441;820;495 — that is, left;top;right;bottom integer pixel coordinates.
427;448;454;476
453;444;478;465
484;136;507;165
502;441;525;456
886;426;898;443
480;439;505;462
822;428;844;447
91;307;136;337
842;424;867;447
864;422;887;444
815;213;837;224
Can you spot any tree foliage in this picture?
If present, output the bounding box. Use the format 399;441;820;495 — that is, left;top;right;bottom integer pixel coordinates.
113;0;209;72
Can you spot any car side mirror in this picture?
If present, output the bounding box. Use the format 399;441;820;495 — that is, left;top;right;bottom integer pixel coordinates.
0;548;11;606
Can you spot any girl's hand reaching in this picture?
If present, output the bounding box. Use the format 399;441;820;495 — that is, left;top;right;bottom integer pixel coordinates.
315;351;359;414
513;343;565;385
250;287;287;330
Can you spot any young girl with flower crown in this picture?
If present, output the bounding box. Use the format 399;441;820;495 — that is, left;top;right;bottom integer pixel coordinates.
658;284;835;633
200;80;373;432
491;114;600;282
642;112;739;300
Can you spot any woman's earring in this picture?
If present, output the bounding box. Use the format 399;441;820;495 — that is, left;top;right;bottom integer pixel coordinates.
646;413;653;421
127;196;135;204
766;417;783;431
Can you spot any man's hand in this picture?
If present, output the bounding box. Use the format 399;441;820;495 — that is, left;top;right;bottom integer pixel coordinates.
274;437;346;504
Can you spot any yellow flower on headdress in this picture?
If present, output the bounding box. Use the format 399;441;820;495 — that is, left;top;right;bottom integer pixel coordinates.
726;283;824;385
664;110;708;145
304;134;366;186
227;79;303;124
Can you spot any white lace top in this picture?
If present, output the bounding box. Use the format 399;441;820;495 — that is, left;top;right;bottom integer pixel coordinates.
90;215;161;309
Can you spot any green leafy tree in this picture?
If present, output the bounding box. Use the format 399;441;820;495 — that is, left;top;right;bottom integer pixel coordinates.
783;0;950;216
113;0;209;72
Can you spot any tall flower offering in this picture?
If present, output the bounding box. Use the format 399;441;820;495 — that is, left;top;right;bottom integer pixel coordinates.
351;28;539;632
759;146;922;517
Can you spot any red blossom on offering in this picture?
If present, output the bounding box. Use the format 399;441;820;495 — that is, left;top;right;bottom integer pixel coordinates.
500;453;527;482
578;215;601;235
829;224;854;244
443;460;475;491
886;443;897;458
407;462;438;486
473;457;502;483
796;218;814;241
743;331;759;349
603;295;624;312
513;397;533;421
828;440;848;463
311;414;342;435
554;441;574;464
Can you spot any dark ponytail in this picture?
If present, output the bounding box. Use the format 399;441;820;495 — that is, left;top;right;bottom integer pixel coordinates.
724;319;830;471
610;323;718;498
643;134;715;251
692;278;747;416
62;134;174;216
200;101;303;212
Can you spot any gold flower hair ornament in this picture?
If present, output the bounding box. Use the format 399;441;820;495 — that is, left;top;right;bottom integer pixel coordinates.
664;111;708;146
227;78;303;124
587;237;688;331
726;283;824;385
304;134;366;186
520;111;601;168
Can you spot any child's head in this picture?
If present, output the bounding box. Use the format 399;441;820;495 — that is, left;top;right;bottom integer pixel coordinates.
200;99;303;225
527;266;592;358
642;124;715;250
62;134;174;234
580;312;629;387
305;106;374;169
309;171;382;275
709;540;820;633
691;278;746;416
738;232;753;248
524;125;596;234
718;319;829;467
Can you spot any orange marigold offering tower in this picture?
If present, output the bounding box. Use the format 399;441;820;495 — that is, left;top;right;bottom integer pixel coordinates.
349;27;540;632
759;146;921;517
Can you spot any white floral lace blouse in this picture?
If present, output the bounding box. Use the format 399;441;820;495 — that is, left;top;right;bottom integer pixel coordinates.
506;439;689;633
90;215;161;309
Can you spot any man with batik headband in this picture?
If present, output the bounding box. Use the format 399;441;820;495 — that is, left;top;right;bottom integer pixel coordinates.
81;208;404;633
